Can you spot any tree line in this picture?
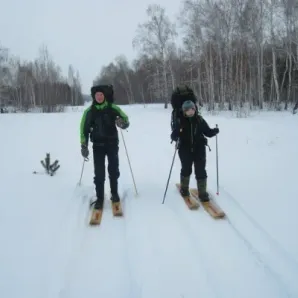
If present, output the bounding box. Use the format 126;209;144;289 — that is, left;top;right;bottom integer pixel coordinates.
93;0;298;113
0;44;83;112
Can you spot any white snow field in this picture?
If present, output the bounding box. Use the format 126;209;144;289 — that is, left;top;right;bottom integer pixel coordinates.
0;104;298;298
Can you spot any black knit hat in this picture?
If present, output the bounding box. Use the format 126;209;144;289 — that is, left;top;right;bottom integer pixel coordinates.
91;85;106;99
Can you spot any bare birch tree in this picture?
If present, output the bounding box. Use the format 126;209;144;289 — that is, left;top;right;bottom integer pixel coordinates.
132;4;177;108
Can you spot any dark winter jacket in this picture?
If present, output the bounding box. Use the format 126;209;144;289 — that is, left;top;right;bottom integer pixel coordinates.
171;113;218;152
80;100;129;146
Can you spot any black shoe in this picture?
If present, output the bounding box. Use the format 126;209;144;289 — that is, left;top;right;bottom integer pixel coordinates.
94;197;104;209
110;193;120;203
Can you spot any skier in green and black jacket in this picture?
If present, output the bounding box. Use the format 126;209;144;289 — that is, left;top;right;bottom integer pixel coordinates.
80;84;129;210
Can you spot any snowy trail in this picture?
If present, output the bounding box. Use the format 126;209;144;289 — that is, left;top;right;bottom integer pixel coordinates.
52;184;298;298
33;181;298;298
42;185;93;298
54;186;220;298
165;185;293;298
54;187;134;298
123;191;217;298
214;186;298;297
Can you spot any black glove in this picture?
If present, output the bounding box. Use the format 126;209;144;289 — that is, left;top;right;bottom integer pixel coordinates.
81;144;89;158
213;127;219;135
171;130;179;142
116;117;129;129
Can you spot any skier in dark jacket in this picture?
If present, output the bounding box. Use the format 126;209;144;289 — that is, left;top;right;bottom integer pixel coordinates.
171;93;219;202
80;85;129;210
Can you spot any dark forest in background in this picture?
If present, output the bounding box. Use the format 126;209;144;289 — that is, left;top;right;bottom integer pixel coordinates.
0;45;83;112
94;0;298;112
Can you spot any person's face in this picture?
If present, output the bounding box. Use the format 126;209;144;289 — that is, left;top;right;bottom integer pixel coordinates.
95;92;105;103
184;107;195;117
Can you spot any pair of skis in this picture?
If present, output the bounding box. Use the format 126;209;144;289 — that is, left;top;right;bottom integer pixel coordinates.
89;199;123;225
176;183;225;219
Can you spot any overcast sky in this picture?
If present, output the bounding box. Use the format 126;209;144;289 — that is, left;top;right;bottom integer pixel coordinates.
0;0;181;94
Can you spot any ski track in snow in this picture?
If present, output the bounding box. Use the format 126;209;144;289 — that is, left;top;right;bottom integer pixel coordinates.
166;195;281;297
2;182;295;298
124;191;217;298
212;186;298;297
43;185;93;298
51;186;134;298
38;182;298;298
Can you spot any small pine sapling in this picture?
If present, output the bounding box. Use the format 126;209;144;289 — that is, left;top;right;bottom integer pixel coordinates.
40;153;60;176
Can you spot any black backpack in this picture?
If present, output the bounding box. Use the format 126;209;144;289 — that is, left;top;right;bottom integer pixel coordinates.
170;85;198;131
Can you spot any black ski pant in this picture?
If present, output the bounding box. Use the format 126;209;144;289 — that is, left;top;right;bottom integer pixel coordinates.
178;146;207;180
92;142;120;207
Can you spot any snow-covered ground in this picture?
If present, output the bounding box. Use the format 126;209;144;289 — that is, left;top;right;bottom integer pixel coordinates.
0;104;297;298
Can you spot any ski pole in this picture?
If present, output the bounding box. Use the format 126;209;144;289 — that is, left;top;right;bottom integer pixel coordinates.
120;129;138;196
162;141;178;204
78;157;88;186
215;124;219;195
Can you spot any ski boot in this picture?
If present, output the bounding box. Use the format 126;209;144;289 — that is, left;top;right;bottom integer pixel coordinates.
91;184;104;210
180;175;190;197
93;197;104;209
197;178;210;202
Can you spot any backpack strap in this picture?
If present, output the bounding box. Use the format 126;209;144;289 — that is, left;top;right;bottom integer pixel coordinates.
171;107;183;132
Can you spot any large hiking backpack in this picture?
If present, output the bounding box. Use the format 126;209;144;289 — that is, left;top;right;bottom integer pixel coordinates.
170;85;198;130
170;85;197;110
91;84;114;103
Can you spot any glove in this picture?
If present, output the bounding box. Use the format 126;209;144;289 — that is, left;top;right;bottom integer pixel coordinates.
116;117;129;129
171;130;179;142
213;127;219;135
81;144;89;158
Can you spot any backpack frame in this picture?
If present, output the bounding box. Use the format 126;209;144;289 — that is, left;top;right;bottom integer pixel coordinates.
170;85;199;131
